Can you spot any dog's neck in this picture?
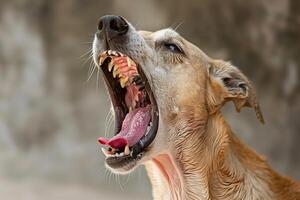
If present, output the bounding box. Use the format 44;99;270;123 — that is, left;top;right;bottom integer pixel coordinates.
145;111;281;200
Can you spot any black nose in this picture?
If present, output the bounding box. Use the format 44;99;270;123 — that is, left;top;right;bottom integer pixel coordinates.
98;15;128;36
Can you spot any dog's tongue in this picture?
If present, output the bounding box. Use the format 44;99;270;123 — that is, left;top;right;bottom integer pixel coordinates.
98;105;151;149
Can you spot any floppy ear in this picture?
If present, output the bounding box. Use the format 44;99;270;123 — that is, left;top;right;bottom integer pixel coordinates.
208;60;264;124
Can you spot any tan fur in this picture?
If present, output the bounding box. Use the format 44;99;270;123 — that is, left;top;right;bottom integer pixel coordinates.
93;25;300;199
137;30;300;199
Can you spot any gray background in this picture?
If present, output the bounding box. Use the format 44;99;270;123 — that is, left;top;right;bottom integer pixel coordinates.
0;0;299;199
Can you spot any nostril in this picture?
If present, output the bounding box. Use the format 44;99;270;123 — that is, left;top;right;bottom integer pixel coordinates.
98;20;103;31
109;16;128;34
110;18;118;31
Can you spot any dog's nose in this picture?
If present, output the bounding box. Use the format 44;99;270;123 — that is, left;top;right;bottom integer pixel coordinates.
98;15;128;36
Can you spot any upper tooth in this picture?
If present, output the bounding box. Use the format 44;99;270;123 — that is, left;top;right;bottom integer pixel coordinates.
120;76;129;88
113;65;119;78
108;62;114;72
99;56;104;65
127;57;132;67
111;51;118;56
108;50;113;55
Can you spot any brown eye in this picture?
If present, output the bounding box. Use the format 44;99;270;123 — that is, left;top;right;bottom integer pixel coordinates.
164;43;183;54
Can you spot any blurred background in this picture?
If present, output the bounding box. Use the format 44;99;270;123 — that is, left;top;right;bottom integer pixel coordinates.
0;0;299;199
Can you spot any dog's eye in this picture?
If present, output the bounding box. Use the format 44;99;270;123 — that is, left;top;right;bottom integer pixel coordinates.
164;43;183;54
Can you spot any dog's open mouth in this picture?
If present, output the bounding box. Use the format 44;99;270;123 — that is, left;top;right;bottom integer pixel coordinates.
97;50;159;169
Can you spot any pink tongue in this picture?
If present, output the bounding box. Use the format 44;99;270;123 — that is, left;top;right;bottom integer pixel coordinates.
98;105;151;149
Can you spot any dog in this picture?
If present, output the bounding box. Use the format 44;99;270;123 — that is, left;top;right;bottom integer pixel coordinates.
92;15;300;200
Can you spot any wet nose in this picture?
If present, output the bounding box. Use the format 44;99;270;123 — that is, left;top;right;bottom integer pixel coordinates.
97;15;128;36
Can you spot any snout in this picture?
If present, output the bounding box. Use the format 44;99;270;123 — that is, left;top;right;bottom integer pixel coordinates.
96;15;129;43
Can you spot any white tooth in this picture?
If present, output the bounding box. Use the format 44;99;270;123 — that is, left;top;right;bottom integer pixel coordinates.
111;51;118;56
124;145;130;156
99;56;104;65
101;147;110;157
108;50;112;55
108;62;114;72
119;152;124;157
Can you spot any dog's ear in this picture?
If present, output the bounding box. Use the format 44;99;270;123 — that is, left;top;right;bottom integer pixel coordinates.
207;60;264;124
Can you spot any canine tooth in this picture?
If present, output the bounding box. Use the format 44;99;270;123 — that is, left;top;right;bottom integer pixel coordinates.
108;62;114;72
101;147;112;157
99;56;104;65
124;145;130;156
108;50;113;55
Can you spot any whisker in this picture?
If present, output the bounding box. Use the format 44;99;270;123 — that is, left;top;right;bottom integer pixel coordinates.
81;54;93;68
173;21;184;31
96;67;100;90
79;48;92;59
85;61;97;83
105;106;114;138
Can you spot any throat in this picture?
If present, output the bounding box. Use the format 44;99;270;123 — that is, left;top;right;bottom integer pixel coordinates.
145;154;185;200
145;112;274;200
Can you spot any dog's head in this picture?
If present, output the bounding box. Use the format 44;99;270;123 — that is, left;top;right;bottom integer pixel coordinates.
92;15;264;174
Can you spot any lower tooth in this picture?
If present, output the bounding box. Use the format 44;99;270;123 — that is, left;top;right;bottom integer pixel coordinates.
124;145;130;156
101;147;113;157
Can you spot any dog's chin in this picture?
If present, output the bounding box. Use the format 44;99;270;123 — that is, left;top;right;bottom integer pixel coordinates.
105;158;139;174
105;151;153;174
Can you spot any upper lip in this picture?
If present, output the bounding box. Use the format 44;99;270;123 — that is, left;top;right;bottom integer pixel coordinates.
97;50;159;161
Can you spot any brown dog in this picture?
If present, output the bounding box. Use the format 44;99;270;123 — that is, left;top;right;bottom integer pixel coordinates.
93;15;300;200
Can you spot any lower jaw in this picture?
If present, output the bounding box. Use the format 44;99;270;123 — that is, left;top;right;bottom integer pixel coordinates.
105;153;142;173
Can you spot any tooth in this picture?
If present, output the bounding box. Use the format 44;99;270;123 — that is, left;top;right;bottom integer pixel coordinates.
108;50;113;55
113;67;119;77
101;147;111;157
127;57;132;67
113;70;118;78
111;51;118;56
124;145;130;156
120;76;129;88
108;62;114;72
113;64;120;78
99;56;104;65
